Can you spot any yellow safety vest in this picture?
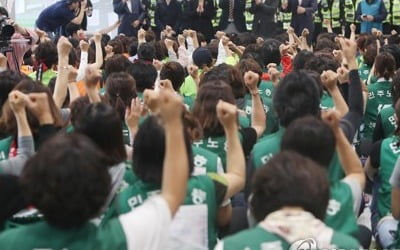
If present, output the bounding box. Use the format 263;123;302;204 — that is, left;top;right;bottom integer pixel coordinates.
383;0;391;23
393;0;400;25
321;0;341;28
245;0;254;30
149;0;157;27
344;0;355;23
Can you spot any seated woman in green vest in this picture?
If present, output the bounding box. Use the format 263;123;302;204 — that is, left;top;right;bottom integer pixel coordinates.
281;113;370;248
361;52;396;154
373;70;400;142
105;94;246;249
215;151;361;250
192;75;265;168
28;41;58;86
358;43;377;83
365;99;400;249
389;156;400;249
0;90;191;249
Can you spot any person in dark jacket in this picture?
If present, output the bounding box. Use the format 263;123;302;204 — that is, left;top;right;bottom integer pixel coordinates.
249;0;279;38
113;0;149;37
155;0;183;34
183;0;216;42
218;0;247;34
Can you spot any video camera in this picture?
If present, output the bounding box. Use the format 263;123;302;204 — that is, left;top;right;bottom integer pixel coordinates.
0;15;15;43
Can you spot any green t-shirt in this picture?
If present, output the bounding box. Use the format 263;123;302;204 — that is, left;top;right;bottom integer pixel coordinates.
377;136;400;220
251;127;344;183
362;80;393;140
105;174;226;249
380;106;396;139
258;81;274;100
220;225;360;250
0;219;127;250
320;91;335;110
0;136;13;162
180;71;201;98
192;146;223;175
325;181;359;237
28;70;58;86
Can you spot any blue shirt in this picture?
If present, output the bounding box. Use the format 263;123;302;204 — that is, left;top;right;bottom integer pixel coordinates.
36;1;76;32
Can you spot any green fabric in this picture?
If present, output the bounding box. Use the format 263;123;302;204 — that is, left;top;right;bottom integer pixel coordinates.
325;181;359;237
320;91;335;110
239;113;251;128
183;95;195;110
193;132;243;169
105;174;220;249
258;81;274;100
362;80;393;140
221;225;360;250
180;71;202;98
0;220;127;250
192;146;220;174
380;106;396;139
377;136;400;220
0;136;13;162
28;70;57;86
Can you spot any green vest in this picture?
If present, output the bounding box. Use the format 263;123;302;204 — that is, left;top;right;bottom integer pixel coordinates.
252;128;345;183
383;0;391;23
213;0;222;28
221;225;361;250
149;0;157;27
358;62;373;82
0;136;13;162
0;219;127;250
320;91;335;110
193;132;243;169
325;181;359;237
380;106;397;139
363;80;393;140
245;0;254;31
393;0;400;25
108;174;220;249
192;146;221;175
344;0;356;23
321;0;341;28
377;136;400;219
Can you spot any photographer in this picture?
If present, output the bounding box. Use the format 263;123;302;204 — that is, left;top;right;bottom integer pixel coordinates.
0;7;38;72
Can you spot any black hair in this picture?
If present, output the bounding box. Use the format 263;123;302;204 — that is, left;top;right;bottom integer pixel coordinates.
0;70;24;113
104;54;132;79
281;116;336;167
374;52;396;80
273;70;321;127
20;133;110;229
380;44;400;70
138;43;156;62
261;39;281;66
160;61;185;91
127;61;157;92
292;50;316;71
250;151;330;222
74;103;127;166
133;115;193;184
0;7;9;17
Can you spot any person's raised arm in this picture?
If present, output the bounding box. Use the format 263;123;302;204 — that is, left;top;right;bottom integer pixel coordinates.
53;37;72;109
97;20;121;35
143;88;188;215
0;91;33;175
322;109;365;190
321;70;349;117
244;71;266;137
217;101;246;200
91;33;104;69
84;65;102;103
125;97;143;146
71;0;88;25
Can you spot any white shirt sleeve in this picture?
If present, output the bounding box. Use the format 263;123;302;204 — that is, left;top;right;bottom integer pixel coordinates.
214;240;224;250
119;195;172;250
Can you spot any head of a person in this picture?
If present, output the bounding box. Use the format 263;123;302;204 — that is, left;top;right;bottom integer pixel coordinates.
127;61;157;92
392;70;400;105
182;109;203;141
192;80;236;137
304;52;339;74
107;39;124;54
374;52;396;80
104;54;132;79
20;133;110;228
250;151;330;222
201;64;245;99
315;38;338;53
380;44;400;70
292;50;316;71
233;32;257;47
242;44;264;68
69;95;90;127
281;116;335;167
0;7;9;17
192;47;213;69
236;58;263;89
273;71;321;127
0;70;24;113
159;61;185;91
66;0;81;10
133;115;193;185
261;39;281;67
363;43;377;67
0;79;63;136
137;42;156;62
34;41;58;69
74;103;126;166
65;23;81;38
105;72;137;121
0;174;26;227
356;34;376;54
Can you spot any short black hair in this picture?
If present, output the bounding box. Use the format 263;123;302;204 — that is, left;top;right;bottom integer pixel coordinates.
137;43;155;62
281;116;336;167
133;115;193;184
104;54;132;79
292;50;316;70
0;70;24;113
160;61;185;91
20;133;110;228
273;70;321;127
261;39;281;66
127;61;157;92
250;151;330;222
